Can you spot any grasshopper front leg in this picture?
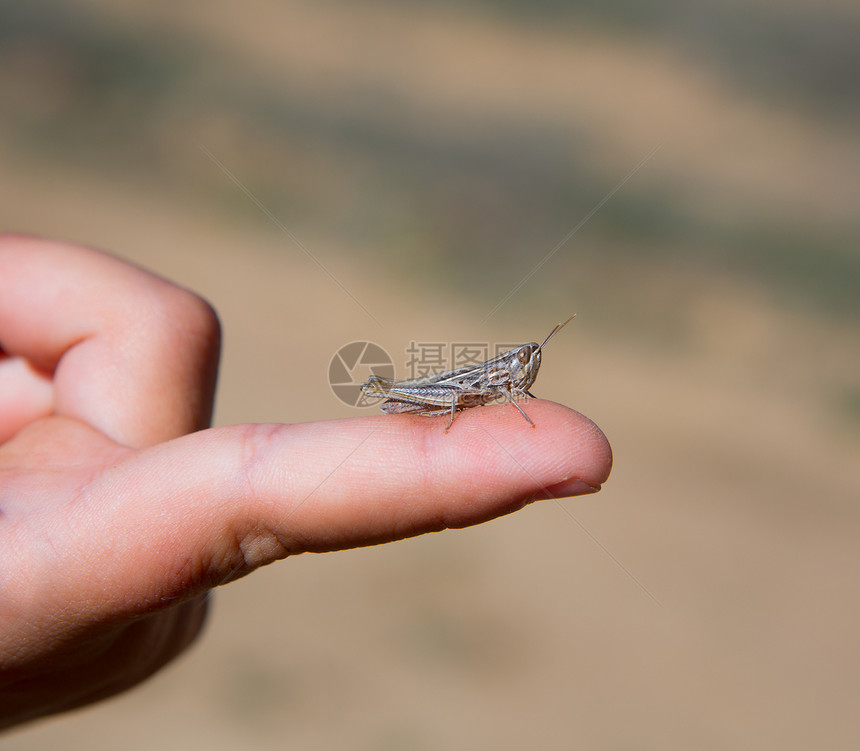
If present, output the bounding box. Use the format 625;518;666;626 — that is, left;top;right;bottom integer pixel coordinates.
499;386;536;427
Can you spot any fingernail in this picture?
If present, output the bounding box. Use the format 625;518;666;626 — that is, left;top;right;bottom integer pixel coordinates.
542;478;602;499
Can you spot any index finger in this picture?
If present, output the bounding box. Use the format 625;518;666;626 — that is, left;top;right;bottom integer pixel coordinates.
0;236;220;447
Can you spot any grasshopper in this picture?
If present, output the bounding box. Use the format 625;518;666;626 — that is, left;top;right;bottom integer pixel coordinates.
360;315;575;430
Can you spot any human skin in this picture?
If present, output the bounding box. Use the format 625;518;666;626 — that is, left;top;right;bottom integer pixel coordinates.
0;236;612;730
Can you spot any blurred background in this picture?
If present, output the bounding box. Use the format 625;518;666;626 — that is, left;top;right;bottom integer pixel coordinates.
2;0;859;748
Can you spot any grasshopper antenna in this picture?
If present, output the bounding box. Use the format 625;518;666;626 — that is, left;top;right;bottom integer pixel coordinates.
537;314;576;352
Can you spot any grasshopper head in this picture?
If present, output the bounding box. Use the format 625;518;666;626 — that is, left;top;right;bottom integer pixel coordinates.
509;314;575;394
509;342;542;392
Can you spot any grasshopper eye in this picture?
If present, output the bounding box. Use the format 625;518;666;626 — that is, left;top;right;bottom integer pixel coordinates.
517;346;531;364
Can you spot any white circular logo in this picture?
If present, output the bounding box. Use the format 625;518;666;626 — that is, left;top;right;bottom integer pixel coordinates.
328;341;394;407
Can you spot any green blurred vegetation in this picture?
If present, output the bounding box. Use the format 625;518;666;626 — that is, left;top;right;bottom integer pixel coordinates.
399;0;860;120
1;1;858;323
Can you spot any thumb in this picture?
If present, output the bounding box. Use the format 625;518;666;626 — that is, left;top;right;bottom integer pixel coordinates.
48;402;612;615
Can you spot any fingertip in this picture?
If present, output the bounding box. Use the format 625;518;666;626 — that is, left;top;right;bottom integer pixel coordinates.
342;398;612;509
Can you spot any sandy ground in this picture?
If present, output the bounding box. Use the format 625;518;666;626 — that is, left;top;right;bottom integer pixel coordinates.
2;2;860;748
